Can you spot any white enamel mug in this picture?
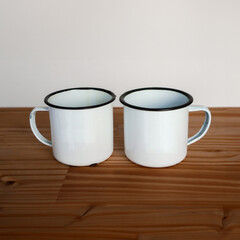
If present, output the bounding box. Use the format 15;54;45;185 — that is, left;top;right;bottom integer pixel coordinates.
30;87;116;166
120;87;211;168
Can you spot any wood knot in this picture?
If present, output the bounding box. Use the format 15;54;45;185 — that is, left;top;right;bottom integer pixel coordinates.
222;216;227;224
220;208;230;232
1;176;18;187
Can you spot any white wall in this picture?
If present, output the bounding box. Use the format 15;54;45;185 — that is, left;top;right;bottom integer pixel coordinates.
0;0;239;107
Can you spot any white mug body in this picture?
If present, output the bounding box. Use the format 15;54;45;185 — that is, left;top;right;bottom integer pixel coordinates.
124;106;188;167
30;88;115;166
50;104;113;166
120;88;211;168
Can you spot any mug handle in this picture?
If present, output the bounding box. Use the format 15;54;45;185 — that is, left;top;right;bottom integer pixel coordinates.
188;105;211;145
29;107;52;147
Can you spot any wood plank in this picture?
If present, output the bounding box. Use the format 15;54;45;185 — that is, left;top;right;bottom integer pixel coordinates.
0;107;240;239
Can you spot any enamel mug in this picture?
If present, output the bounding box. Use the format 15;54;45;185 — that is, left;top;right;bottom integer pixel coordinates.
120;87;211;168
30;87;116;166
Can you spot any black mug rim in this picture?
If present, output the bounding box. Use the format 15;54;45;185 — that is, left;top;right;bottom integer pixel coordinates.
44;87;116;110
119;87;193;111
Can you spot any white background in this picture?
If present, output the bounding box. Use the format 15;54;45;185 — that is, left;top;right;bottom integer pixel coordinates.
0;0;239;107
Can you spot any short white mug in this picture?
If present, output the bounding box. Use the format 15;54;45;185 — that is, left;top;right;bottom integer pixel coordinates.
120;87;211;168
30;87;116;166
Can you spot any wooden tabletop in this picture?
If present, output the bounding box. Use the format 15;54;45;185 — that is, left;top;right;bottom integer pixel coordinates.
0;107;240;240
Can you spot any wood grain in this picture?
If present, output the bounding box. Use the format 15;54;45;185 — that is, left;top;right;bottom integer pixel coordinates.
0;107;240;239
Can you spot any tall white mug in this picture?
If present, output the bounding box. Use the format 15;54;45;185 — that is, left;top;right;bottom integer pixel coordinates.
120;87;211;168
30;87;116;166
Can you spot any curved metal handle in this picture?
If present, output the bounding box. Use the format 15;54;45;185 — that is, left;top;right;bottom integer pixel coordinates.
188;105;211;145
29;107;52;147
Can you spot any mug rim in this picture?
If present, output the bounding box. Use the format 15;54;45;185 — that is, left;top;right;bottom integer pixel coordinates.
44;87;116;110
119;87;193;111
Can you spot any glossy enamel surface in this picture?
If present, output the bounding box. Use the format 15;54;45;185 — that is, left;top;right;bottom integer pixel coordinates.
50;105;113;166
124;106;189;167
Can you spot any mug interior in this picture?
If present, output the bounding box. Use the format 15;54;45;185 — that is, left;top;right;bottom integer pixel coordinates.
121;88;193;110
45;88;115;109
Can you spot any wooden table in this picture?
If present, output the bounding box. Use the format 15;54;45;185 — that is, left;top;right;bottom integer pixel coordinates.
0;108;240;240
